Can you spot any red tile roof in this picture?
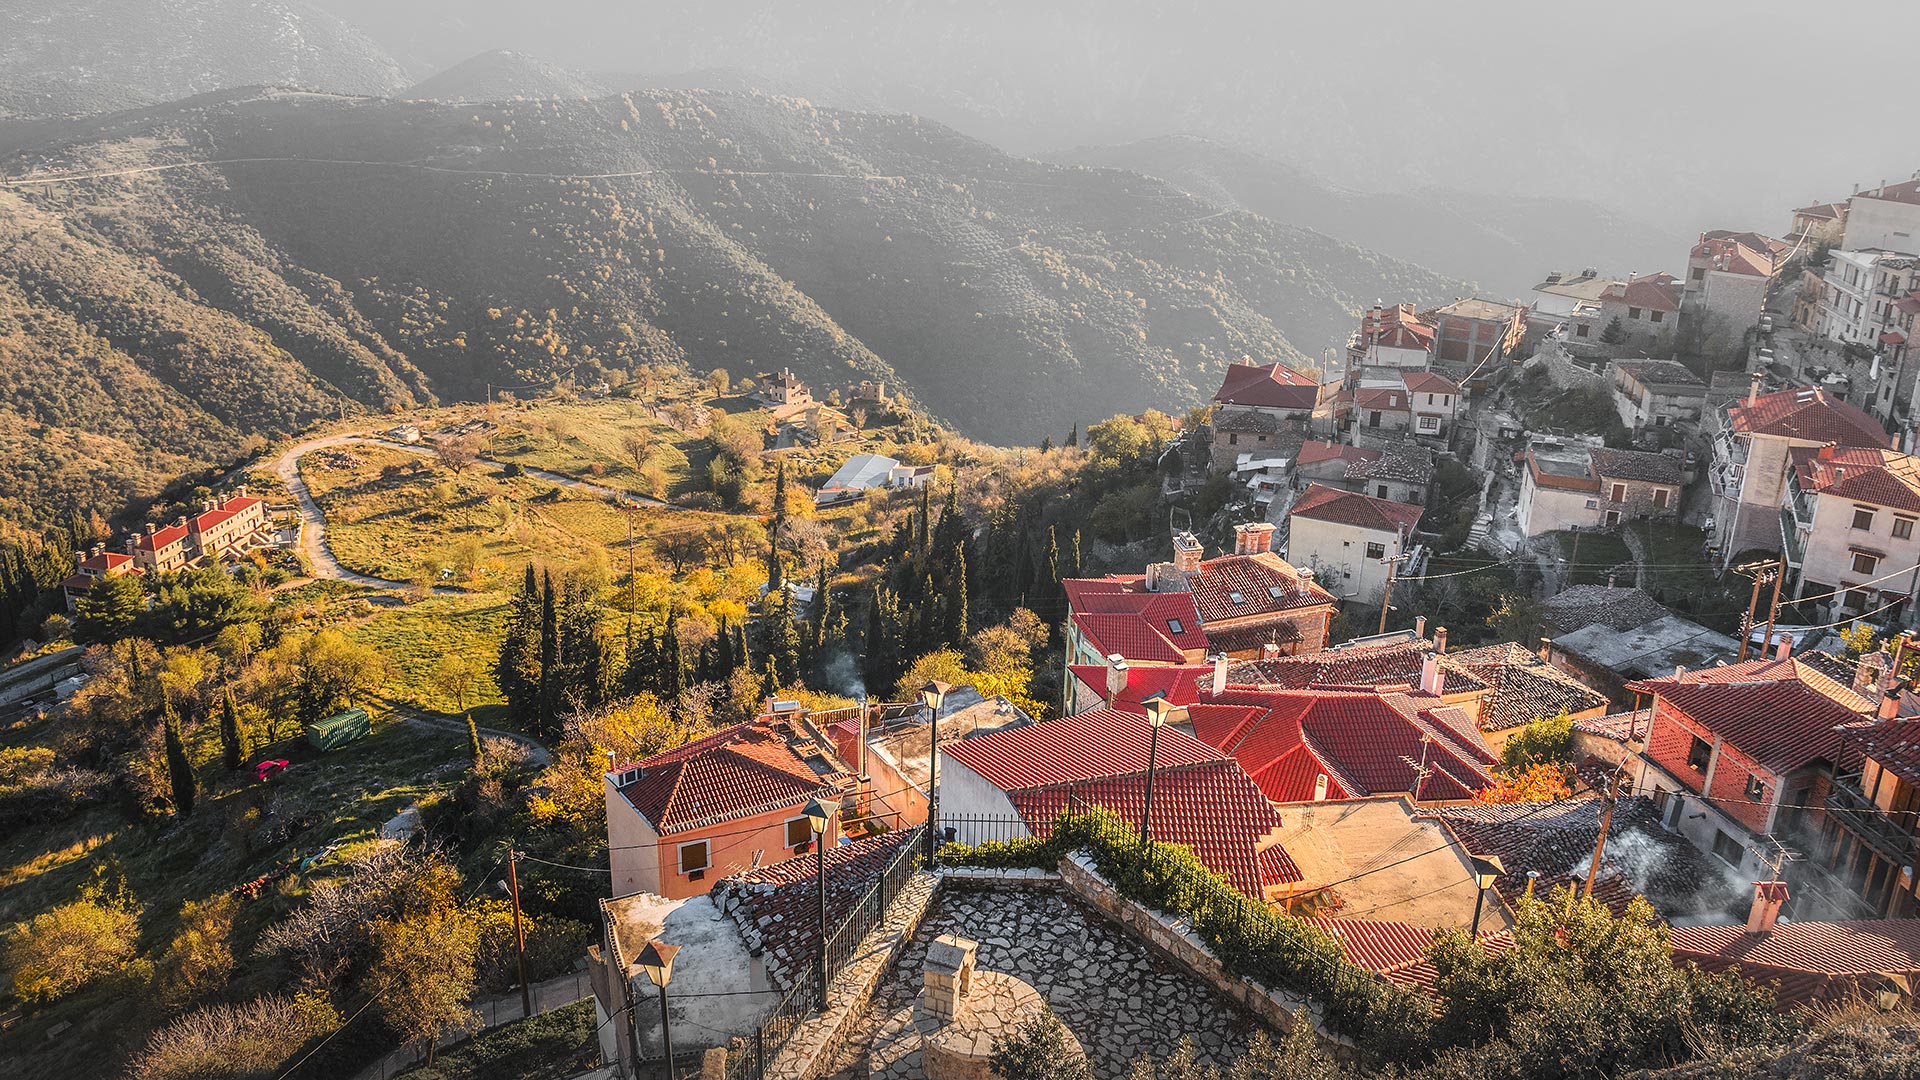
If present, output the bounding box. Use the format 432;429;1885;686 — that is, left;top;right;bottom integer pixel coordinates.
1788;446;1920;513
1691;236;1773;277
1836;716;1920;788
1009;759;1301;895
1604;273;1683;313
943;707;1225;792
1351;386;1410;412
1355;304;1437;353
1402;371;1460;396
1627;657;1872;775
1188;686;1497;803
1066;664;1215;713
1793;202;1846;222
1296;441;1381;469
1669;919;1920;1006
192;495;263;533
1290;483;1424;533
1183;551;1337;623
612;718;851;833
1859;179;1920;207
134;522;190;552
713;831;916;991
78;552;133;572
1213;362;1320;411
1065;588;1206;665
1372;930;1515;992
1727;387;1889;447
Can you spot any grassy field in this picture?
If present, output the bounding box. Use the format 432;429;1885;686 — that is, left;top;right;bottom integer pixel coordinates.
483;399;711;497
1550;529;1635;587
347;592;513;721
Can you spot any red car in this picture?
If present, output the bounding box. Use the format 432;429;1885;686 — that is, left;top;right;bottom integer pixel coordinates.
255;759;290;782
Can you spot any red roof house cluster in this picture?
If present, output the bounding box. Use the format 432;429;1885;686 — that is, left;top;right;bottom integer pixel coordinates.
611;716;854;834
1726;387;1890;447
1290;483;1426;534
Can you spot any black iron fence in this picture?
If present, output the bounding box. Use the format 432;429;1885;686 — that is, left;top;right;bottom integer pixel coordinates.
721;824;926;1080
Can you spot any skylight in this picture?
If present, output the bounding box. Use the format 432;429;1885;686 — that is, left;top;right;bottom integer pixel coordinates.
1228;591;1245;605
1167;619;1184;635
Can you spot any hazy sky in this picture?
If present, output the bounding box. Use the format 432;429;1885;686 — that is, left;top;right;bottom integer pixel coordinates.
306;0;1920;236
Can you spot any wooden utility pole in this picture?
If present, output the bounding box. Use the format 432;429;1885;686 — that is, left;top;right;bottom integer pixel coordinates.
1377;558;1397;635
1762;555;1787;658
1737;564;1767;663
507;850;532;1018
1583;776;1621;900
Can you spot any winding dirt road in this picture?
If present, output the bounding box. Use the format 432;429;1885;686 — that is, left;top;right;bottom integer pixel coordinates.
272;434;676;588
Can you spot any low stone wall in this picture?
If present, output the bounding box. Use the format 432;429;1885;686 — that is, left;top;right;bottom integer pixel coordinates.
1054;855;1346;1045
1534;343;1608;393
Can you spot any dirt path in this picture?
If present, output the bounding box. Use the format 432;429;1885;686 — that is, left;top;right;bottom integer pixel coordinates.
401;711;551;767
271;433;680;588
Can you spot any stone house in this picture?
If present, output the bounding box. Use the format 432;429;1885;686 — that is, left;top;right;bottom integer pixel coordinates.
127;520;191;574
1789;201;1848;250
1294;440;1433;505
61;546;135;612
1516;443;1681;536
1285;483;1424;608
1781;445;1920;621
1597;273;1682;349
1609;358;1706;430
187;490;266;561
1208;362;1322;470
1343;385;1412;434
1425;298;1528;365
604;707;853;900
753;367;812;407
1684;234;1781;338
1628;657;1873;884
1345;303;1436;382
1708;384;1890;566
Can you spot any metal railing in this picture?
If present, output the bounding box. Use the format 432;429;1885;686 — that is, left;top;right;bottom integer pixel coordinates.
1825;772;1917;863
721;824;925;1080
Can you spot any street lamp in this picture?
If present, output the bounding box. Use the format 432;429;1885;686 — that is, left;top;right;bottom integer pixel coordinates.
636;940;679;1079
1469;854;1505;938
804;795;834;1011
1138;692;1189;854
920;680;952;861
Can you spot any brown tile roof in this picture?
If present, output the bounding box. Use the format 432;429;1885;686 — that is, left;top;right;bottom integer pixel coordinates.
1351;386;1411;412
1184;550;1338;622
1612;358;1704;389
1627;657;1873;775
1669;919;1920;1007
1727;387;1889;447
1290;483;1424;533
1356;304;1437;352
1229;638;1490;697
1604;273;1682;313
1403;371;1461;396
1349;442;1436;485
1444;643;1610;732
1859;179;1920;207
612;717;852;833
1297;441;1380;468
944;707;1224;792
1588;447;1682;486
1793;202;1846;222
1214;362;1320;411
1788;445;1920;514
713;831;915;991
1836;716;1920;788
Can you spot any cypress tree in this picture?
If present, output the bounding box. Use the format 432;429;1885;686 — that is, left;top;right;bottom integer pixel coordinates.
1066;423;1078;448
915;486;931;558
1040;436;1054;452
945;542;969;644
660;614;685;701
715;616;734;678
497;565;542;728
218;689;245;772
1069;528;1084;580
732;623;749;678
164;704;195;817
536;569;558;735
467;714;485;768
809;562;831;656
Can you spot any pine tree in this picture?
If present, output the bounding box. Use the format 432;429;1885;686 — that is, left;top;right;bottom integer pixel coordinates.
218;689;245;772
467;714;485;768
1066;423;1078;448
164;705;196;817
660;614;685;701
915;486;932;558
945;542;969;644
536;570;558;736
496;566;542;728
1039;436;1054;452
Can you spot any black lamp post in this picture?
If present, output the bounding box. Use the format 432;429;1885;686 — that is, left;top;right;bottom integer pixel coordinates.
636;940;679;1079
804;795;834;1010
920;679;952;861
1138;692;1188;854
1469;854;1505;939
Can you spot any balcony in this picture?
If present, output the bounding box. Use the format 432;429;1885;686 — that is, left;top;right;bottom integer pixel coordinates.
1825;771;1917;864
1779;506;1806;568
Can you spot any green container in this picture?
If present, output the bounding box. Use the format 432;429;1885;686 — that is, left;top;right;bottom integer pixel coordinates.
305;707;370;751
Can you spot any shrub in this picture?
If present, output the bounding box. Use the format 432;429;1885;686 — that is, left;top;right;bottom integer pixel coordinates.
131;993;339;1080
937;835;1061;869
989;1007;1090;1080
5;897;141;1002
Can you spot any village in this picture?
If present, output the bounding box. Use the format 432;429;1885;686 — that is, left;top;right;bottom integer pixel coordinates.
567;177;1920;1080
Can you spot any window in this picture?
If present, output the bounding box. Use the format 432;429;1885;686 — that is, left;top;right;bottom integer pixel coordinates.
1846;588;1871;611
785;816;814;850
1167;618;1184;635
1427;393;1436;405
1711;830;1745;867
1376;484;1389;498
1652;488;1670;509
1629;306;1642;319
1854;506;1876;531
1854;551;1880;575
1366;542;1386;560
1605;509;1621;526
1417;415;1440;432
679;840;711;875
1651;309;1665;323
1687;735;1713;772
1691;267;1706;281
1228;433;1239;446
1584;499;1599;510
1228;591;1245;605
1576;324;1590;338
1896;518;1915;540
1610;483;1627;502
1744;773;1768;802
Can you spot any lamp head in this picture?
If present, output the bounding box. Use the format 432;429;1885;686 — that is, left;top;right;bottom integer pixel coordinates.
920;679;953;712
804;795;834;836
636;940;679;988
1140;691;1188;728
1469;854;1505;891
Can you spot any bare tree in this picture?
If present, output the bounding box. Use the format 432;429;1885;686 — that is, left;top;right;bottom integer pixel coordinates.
434;436;479;473
621;429;658;476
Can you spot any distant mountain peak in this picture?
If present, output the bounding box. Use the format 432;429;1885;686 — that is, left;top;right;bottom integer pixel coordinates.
404;49;607;103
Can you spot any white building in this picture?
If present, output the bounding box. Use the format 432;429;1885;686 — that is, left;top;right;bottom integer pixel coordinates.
1284;483;1423;607
814;454;934;506
1842;177;1920;255
1781;445;1920;621
1708;385;1891;565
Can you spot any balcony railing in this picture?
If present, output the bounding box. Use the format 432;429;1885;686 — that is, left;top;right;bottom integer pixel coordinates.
1825;771;1916;864
1779;506;1806;567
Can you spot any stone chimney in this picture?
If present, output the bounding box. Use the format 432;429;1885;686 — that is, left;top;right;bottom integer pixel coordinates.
145;522;157;536
1746;881;1789;933
1105;655;1128;704
1414;615;1426;638
1879;682;1904;720
1748;371;1763;406
1210;653;1228;697
1538;637;1552;662
1419;655;1445;697
1855;649;1890;697
1234;522;1276;556
922;934;978;1021
1172;532;1204;574
1775;634;1793;660
1261;642;1282;661
1433;626;1448;655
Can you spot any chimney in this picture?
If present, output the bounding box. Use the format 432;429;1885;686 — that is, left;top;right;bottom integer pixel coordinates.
1419;655;1445;697
1234;522;1275;555
1879;682;1904;720
1434;626;1448;655
1775;634;1793;661
1172;532;1204;574
1855;649;1889;697
145;522;157;536
1210;653;1228;697
237;485;247;498
1748;371;1763;405
1414;615;1426;638
1819;444;1836;460
1606;572;1616;589
1313;774;1329;801
1746;881;1789;933
1105;654;1129;704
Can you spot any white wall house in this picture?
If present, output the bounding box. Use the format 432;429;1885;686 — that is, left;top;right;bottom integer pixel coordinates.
1285;484;1422;606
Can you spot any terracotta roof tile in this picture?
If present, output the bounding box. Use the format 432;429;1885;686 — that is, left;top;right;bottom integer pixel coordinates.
1355;304;1437;352
1445;643;1609;732
1228;639;1490;697
1669;919;1920;1007
1836;716;1920;788
943;708;1224;792
613;718;852;833
1214;362;1320;411
134;522;189;552
1402;371;1461;396
1727;387;1889;447
1184;550;1337;623
1297;441;1380;468
713;832;915;991
1588;447;1682;486
1627;657;1873;774
1604;273;1683;313
1009;759;1301;896
1788;446;1920;513
1290;483;1424;533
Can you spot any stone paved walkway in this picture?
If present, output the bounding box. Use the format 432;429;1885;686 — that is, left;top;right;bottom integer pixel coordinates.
822;884;1263;1080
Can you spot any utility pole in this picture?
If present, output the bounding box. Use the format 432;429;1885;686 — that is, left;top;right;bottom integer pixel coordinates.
1762;555;1787;658
507;849;532;1018
1737;563;1768;663
1377;557;1396;635
1583;774;1622;900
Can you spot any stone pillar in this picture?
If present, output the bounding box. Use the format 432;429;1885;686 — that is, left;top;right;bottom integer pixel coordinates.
921;934;979;1021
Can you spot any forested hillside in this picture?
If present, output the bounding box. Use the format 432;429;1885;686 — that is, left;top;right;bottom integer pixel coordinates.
0;87;1464;524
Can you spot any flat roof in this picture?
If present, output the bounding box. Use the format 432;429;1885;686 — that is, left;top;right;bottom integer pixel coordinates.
1554;614;1739;678
1270;796;1504;931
